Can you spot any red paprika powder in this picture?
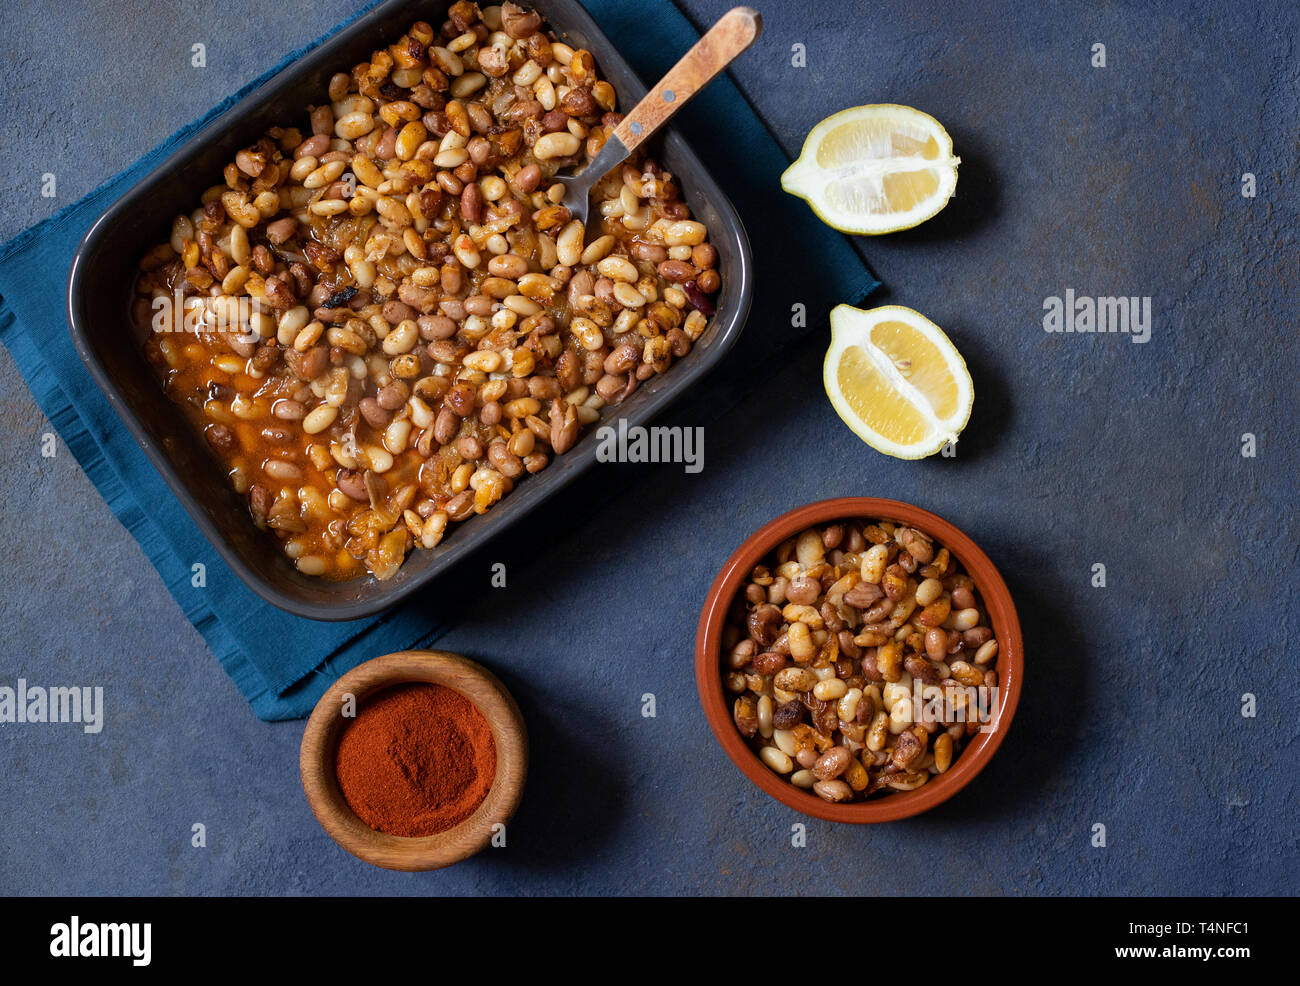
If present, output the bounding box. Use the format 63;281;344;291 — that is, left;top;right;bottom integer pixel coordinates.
335;682;496;837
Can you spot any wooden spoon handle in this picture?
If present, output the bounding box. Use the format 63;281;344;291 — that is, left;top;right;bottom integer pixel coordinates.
612;7;763;153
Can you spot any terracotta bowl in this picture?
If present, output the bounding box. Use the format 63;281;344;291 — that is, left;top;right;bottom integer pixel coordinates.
300;650;527;870
695;497;1023;822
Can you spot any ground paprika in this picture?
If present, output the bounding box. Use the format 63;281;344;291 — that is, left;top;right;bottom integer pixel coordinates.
335;682;496;837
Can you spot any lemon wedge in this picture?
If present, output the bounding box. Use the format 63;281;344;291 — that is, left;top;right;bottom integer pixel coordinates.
782;104;959;234
824;304;972;458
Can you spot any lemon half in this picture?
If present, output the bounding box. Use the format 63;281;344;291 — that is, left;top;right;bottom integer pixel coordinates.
824;304;972;458
782;104;960;235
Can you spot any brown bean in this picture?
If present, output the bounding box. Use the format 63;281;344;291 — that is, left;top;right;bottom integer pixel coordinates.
656;259;695;283
359;397;391;428
336;468;368;502
434;406;459;444
952;586;977;610
752;651;788;676
445;489;475;521
205;424;236;451
376;381;409;410
382;300;419;325
916;598;951;627
528;375;559;400
513;162;541;193
418;314;458;340
467;135;491;166
813;746;852;781
925;627;950;662
666;328;691;357
461;182;484;223
464;294;494;317
904;656;940;683
560;86;595;116
272;399;306;421
555;349;580;391
692;243;717;269
843;581;884;608
567;269;595;309
398;282;439;313
882;565;909;601
455;435;483;460
291;345;328;381
294;134;330;159
772;700;804;730
265;216;298;244
593;372;625;404
603;343;639;375
630;241;668;264
427;339;464;364
446;382;476;417
487;441;524;478
837;630;862;660
785;575;820;606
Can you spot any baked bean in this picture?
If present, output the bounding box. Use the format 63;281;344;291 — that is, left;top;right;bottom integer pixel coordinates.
813;779;853;803
376;381;409;410
358;397;391;428
786;575;820;606
951;586;976;609
434;407;460;445
336;469;368;502
455;435;483;460
513;162;542;192
136;3;720;582
725;518;1000;802
925;627;950;662
813;746;852;781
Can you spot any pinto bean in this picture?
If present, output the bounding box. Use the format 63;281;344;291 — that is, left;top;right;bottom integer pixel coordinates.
434;407;460;444
358;397;391;428
376;381;409;410
513;162;541;193
336;469;368;502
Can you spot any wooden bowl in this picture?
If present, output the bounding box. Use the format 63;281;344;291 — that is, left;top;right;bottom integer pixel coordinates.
300;650;527;870
695;497;1023;823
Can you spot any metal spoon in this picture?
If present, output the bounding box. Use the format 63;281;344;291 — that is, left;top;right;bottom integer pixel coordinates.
555;6;763;233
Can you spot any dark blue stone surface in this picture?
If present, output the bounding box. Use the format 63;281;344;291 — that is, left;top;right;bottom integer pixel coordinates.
0;0;1295;895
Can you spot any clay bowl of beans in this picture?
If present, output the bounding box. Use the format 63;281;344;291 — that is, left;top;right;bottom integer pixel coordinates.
300;649;527;870
695;497;1023;823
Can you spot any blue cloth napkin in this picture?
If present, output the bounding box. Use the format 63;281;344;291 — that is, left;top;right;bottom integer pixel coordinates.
0;0;878;721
